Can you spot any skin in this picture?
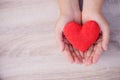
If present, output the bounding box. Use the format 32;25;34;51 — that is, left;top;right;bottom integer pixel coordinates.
55;0;110;65
55;0;83;64
82;0;110;65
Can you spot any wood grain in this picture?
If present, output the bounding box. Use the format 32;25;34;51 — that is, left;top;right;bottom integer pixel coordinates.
0;0;120;80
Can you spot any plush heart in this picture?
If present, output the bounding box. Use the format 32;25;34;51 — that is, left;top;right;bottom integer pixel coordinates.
63;21;100;52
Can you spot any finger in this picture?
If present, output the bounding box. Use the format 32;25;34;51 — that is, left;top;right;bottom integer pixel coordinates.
102;31;110;51
69;46;80;64
63;38;70;44
87;55;93;66
73;47;83;64
83;51;87;64
92;42;103;64
63;44;74;63
79;50;84;58
87;40;102;65
84;46;94;64
86;46;95;65
101;24;110;51
57;32;65;51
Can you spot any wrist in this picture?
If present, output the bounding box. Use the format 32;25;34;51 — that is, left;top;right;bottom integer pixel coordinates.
60;11;81;20
83;9;102;17
58;15;74;23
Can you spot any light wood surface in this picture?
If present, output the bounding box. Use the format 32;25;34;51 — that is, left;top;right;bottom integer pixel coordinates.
0;0;120;80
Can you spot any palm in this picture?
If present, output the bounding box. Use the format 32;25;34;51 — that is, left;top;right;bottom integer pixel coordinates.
55;16;83;63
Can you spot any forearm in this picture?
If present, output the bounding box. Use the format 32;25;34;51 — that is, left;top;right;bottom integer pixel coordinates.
58;0;80;16
83;0;104;12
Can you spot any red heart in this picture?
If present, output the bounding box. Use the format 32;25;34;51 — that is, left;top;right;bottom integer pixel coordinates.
63;21;100;52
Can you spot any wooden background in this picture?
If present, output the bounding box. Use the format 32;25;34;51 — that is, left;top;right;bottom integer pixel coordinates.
0;0;120;80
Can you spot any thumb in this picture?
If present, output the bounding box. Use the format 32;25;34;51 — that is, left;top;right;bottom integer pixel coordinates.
102;30;110;51
56;31;65;52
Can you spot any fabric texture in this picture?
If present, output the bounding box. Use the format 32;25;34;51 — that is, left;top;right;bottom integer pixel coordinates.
64;21;100;52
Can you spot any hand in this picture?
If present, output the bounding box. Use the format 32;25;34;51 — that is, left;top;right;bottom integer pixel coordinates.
82;12;110;65
84;35;103;65
82;0;110;65
55;15;83;64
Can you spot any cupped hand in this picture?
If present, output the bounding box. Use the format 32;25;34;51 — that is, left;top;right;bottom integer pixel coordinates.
55;15;83;64
82;13;110;65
